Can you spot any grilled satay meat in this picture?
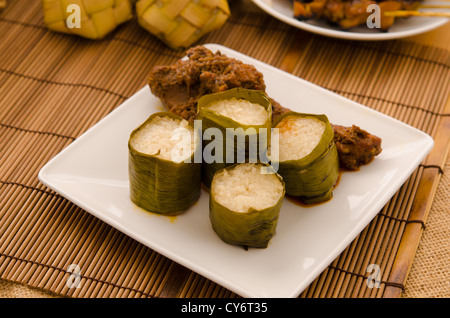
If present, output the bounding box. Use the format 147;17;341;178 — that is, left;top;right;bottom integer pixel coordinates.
294;0;420;30
148;45;382;170
294;0;328;20
332;124;382;170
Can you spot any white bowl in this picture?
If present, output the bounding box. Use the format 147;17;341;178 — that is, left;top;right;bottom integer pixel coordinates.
252;0;449;40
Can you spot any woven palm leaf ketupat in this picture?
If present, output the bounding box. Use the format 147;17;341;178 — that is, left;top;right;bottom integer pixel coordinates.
136;0;230;50
42;0;133;39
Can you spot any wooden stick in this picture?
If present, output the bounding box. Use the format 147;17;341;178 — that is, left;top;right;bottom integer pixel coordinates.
0;0;6;10
384;10;450;17
420;5;450;9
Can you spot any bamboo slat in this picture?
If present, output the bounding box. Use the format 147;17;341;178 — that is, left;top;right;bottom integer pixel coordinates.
0;0;449;298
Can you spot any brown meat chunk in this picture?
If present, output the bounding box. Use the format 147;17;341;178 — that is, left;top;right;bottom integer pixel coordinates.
149;45;267;122
148;45;382;170
332;124;382;170
149;45;291;122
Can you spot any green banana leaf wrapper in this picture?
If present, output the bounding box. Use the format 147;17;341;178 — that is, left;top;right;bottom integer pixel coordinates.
196;88;272;188
209;163;285;248
128;112;201;215
272;111;339;205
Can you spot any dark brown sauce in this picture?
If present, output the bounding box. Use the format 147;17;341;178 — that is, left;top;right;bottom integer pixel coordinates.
286;195;330;208
201;183;210;193
333;169;343;190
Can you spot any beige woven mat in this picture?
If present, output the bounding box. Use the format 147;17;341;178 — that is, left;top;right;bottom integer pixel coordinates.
402;155;450;298
1;0;449;298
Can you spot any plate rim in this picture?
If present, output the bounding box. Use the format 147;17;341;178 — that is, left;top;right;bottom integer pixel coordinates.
251;0;449;41
38;43;435;298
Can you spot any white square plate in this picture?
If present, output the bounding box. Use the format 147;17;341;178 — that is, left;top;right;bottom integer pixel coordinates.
38;44;434;298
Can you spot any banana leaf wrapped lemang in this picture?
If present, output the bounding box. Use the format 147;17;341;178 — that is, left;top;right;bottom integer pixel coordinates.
128;112;201;215
196;88;272;189
136;0;230;50
42;0;133;40
271;111;339;205
209;163;285;248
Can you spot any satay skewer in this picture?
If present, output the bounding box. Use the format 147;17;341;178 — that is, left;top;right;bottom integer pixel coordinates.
419;4;450;9
384;10;450;17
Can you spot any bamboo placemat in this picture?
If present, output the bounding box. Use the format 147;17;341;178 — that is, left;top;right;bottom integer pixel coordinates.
0;0;449;298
